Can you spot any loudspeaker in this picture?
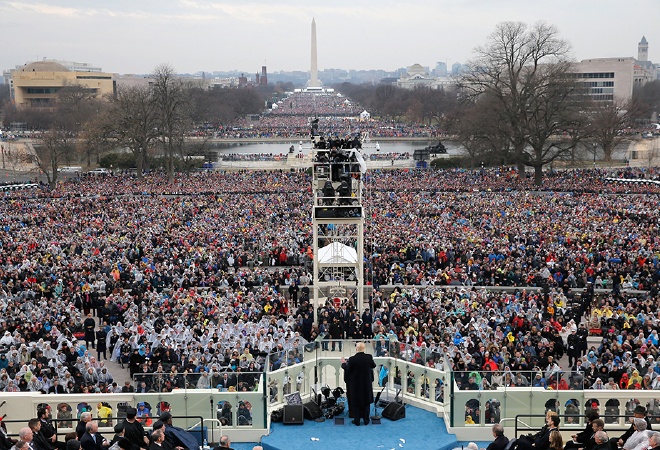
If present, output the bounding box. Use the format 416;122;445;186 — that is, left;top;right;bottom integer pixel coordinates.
283;405;304;424
303;401;324;420
315;207;336;218
382;402;405;421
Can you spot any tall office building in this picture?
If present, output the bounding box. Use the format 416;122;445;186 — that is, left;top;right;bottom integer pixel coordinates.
434;62;448;77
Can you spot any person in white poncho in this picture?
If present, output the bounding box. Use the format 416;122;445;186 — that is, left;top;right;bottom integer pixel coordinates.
623;419;651;450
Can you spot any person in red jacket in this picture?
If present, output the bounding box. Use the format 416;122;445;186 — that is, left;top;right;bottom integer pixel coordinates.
483;355;499;372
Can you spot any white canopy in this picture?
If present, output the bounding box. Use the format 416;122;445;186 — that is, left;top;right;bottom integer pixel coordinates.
318;242;358;264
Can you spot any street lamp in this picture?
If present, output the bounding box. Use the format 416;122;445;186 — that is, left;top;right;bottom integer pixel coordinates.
592;143;597;168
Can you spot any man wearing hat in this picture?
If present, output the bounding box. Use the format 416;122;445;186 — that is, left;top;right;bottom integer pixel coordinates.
121;408;148;450
617;406;652;447
158;413;197;450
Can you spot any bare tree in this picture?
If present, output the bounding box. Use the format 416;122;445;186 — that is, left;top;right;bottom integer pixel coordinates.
418;87;456;126
461;21;582;184
445;93;512;167
79;109;112;167
587;97;646;162
151;64;192;182
634;79;660;116
644;137;659;168
34;129;76;188
34;85;101;187
105;85;160;177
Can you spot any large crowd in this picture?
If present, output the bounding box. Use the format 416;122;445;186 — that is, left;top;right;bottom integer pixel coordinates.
196;91;441;139
1;164;660;402
213;115;441;139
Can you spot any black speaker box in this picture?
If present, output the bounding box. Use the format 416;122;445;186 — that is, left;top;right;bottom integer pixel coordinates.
315;207;336;218
303;401;324;420
382;402;405;421
283;404;304;424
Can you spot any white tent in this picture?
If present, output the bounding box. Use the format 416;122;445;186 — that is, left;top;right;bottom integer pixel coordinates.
318;242;358;264
359;110;371;120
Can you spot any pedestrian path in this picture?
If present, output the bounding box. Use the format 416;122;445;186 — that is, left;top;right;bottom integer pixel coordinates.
94;316;132;389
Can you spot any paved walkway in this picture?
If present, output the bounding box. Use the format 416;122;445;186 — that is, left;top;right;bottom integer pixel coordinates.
94;316;132;389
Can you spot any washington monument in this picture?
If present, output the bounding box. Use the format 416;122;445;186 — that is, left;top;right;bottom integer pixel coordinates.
309;18;321;88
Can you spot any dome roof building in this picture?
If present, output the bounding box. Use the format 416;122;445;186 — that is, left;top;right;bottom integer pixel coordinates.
20;61;70;72
11;60;115;108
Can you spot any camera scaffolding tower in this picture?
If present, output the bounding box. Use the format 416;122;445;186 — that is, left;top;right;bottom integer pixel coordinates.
311;141;366;321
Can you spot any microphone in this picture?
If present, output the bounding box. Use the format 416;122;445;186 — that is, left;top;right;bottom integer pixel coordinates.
371;387;385;421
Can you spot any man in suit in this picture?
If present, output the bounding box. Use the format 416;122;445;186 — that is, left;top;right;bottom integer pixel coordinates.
27;420;51;450
341;342;376;426
76;413;93;441
16;429;33;450
216;373;235;391
582;420;605;450
592;431;611;450
486;424;509;450
534;415;560;450
38;407;65;450
517;415;559;450
47;380;65;395
565;411;600;450
80;422;108;450
147;430;165;450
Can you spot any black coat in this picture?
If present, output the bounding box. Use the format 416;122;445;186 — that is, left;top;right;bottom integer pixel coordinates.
567;333;580;356
0;428;15;450
535;427;558;450
76;421;88;440
32;432;53;450
81;432;105;450
486;435;509;450
39;420;57;442
84;318;96;341
96;330;107;348
343;351;375;408
48;384;65;394
574;421;594;444
122;419;147;450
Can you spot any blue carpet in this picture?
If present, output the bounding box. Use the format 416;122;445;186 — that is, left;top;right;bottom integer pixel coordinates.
261;405;457;450
230;444;260;450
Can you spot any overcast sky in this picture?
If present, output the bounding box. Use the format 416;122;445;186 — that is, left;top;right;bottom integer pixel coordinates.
1;0;658;75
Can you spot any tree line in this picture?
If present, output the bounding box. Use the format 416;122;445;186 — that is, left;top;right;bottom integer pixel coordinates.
338;22;660;184
1;21;659;187
0;65;292;187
